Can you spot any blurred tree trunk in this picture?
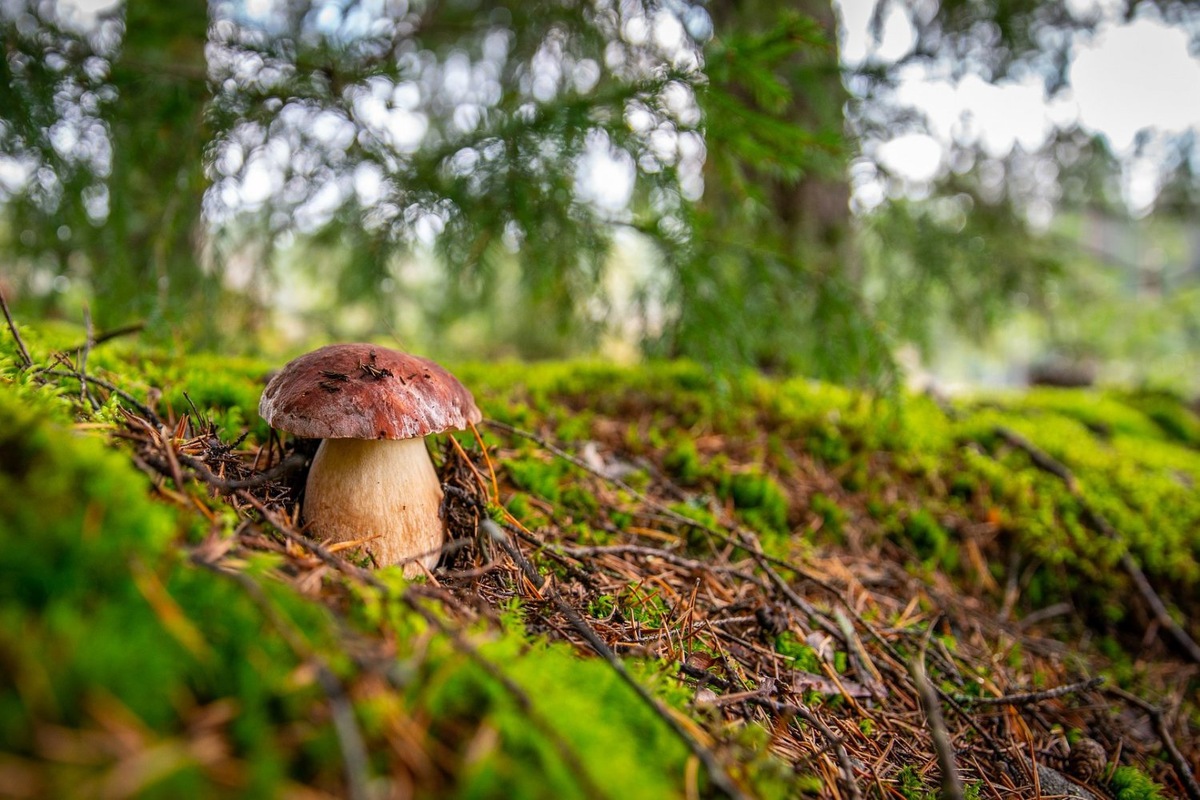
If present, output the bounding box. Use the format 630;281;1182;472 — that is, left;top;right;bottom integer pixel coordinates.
96;0;212;333
669;0;879;378
713;0;852;269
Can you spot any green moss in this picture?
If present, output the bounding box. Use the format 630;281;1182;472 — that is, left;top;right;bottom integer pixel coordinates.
719;471;789;535
505;457;563;503
774;633;821;672
1108;766;1167;800
664;438;704;486
809;492;847;540
899;509;955;570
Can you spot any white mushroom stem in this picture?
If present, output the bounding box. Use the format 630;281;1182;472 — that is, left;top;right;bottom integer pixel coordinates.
303;437;445;577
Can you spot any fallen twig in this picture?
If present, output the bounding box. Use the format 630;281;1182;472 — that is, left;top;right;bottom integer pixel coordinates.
748;697;865;800
42;368;162;424
0;287;32;369
482;518;749;800
1107;686;1200;800
954;676;1103;707
910;628;964;800
68;321;144;351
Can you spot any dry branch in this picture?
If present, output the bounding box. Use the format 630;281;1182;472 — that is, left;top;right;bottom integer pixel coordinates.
0;288;32;369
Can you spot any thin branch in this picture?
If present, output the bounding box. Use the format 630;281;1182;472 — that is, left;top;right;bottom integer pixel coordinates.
954;676;1103;707
910;632;964;800
41;368;162;424
482;519;748;800
1107;687;1200;800
748;698;864;800
174;450;309;493
77;305;100;409
0;288;33;369
558;543;770;589
68;321;145;352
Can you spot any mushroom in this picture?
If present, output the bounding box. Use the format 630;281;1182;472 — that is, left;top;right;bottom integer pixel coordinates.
258;343;481;576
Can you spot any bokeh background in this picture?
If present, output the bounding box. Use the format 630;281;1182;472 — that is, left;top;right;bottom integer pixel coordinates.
2;0;1198;392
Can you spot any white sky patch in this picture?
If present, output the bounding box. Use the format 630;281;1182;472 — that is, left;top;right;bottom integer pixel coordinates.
1068;18;1200;152
837;0;915;65
52;0;120;28
575;133;635;214
892;72;1054;158
875;132;942;182
837;0;1200;213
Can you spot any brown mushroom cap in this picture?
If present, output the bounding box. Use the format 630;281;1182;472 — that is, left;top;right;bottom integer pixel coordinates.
259;344;482;440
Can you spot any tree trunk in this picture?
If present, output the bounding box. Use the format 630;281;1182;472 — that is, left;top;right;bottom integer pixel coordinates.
97;0;212;333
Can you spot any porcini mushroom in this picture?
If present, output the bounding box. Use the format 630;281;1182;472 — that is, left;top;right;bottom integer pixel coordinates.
258;343;481;576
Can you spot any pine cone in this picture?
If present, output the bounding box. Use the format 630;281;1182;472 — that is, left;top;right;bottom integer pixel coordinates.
1067;737;1107;782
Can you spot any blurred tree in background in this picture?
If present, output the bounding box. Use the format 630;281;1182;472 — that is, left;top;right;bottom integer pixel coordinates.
1;0;1198;385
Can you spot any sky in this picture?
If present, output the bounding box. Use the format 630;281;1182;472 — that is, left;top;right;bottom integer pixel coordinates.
837;0;1200;213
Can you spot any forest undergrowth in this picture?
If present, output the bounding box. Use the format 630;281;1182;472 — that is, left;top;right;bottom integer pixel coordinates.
1;311;1198;799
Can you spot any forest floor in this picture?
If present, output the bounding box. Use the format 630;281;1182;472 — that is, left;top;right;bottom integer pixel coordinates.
1;317;1198;799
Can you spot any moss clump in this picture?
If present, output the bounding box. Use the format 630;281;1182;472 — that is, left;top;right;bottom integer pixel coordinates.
0;388;343;796
809;492;847;540
900;508;955;570
1108;766;1167;800
719;470;789;535
663;438;704;486
505;456;564;503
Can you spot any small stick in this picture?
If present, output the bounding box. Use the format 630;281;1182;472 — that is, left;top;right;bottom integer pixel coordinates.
468;420;501;502
995;427;1077;491
67;321;144;351
558;544;770;588
0;287;32;369
77;305;100;409
748;697;864;800
954;676;1103;707
1107;687;1200;800
483;519;749;800
42;368;161;425
910;628;964;800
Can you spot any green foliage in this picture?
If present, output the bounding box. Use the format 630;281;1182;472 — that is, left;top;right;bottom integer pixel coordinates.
0;388;341;795
893;764;933;799
899;508;954;570
421;635;691;799
1108;766;1167;800
774;633;821;672
664;438;704;486
718;470;790;535
809;492;847;540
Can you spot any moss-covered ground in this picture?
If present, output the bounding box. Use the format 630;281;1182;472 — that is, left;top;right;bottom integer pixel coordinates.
1;322;1197;799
